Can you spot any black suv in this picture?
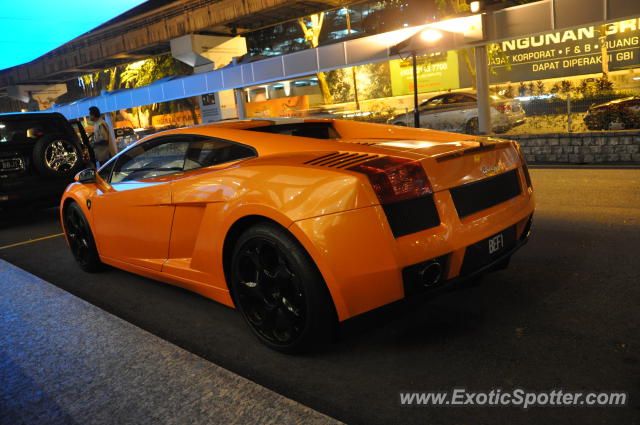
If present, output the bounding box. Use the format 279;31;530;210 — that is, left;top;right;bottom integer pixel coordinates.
0;112;94;209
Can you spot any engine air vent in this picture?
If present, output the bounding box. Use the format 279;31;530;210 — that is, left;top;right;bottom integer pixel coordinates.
346;141;378;146
304;152;379;169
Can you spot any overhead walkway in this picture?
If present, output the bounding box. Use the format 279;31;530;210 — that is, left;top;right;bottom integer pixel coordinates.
50;0;640;122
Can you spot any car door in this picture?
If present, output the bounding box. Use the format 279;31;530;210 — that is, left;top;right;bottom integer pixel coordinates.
91;135;191;271
435;93;475;132
418;95;446;129
162;136;258;280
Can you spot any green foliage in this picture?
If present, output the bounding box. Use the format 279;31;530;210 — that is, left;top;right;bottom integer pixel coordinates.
120;56;190;89
560;80;573;95
355;62;392;101
325;68;355;103
505;84;514;98
595;74;614;93
518;81;527;96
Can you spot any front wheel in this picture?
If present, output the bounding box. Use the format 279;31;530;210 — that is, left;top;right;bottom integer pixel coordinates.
63;202;102;272
32;134;83;177
465;117;479;135
230;223;336;353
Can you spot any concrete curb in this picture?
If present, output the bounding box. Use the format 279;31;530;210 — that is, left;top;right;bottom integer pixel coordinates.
0;259;342;425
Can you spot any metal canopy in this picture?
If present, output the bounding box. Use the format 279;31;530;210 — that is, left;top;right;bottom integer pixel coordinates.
52;0;640;120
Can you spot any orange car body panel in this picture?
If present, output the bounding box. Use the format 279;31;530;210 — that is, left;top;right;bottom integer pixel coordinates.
61;119;535;321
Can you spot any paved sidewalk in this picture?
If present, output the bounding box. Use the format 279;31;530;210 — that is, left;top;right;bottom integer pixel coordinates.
0;259;342;425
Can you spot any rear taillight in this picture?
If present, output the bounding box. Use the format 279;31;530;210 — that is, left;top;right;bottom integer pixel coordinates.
348;156;432;204
495;104;511;113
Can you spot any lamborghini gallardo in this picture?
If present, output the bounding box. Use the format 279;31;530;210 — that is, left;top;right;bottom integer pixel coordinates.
61;119;534;352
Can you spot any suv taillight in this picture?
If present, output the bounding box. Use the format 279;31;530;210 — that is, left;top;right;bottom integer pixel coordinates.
348;156;432;204
495;103;511;113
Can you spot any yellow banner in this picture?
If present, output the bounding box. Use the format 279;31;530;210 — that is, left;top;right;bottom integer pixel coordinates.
246;96;309;118
151;110;201;128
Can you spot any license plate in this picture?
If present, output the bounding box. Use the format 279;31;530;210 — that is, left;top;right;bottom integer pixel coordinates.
488;232;505;254
459;226;517;276
0;158;24;172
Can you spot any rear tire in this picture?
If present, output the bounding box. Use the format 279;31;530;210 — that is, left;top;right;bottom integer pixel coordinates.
63;202;102;272
230;222;336;353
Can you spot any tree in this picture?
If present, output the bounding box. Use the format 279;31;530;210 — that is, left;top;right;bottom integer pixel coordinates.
298;13;333;104
325;68;355;104
118;55;197;127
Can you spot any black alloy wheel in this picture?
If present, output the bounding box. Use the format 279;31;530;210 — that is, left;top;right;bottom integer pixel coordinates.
231;223;335;353
64;202;102;272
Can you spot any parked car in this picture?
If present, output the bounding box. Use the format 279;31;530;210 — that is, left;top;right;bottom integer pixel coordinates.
133;127;159;140
389;92;526;134
61;119;534;352
0;112;94;209
583;96;640;130
114;127;137;150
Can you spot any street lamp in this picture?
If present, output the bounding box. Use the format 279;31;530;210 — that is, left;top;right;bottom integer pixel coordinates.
389;27;459;128
420;29;443;43
469;1;482;13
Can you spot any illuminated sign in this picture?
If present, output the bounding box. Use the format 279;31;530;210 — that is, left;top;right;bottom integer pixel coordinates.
488;17;639;82
390;51;460;96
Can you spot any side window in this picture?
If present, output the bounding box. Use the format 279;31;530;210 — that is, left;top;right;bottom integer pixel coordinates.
183;137;256;171
111;138;190;183
98;160;116;182
419;96;445;110
460;95;477;104
444;94;466;104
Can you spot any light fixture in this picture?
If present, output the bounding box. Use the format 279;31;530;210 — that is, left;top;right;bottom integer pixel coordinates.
420;29;443;43
469;1;481;13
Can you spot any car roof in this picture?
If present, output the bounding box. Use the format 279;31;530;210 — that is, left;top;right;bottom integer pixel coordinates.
0;111;67;120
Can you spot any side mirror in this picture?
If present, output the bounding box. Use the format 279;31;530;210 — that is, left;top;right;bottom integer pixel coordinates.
75;169;96;184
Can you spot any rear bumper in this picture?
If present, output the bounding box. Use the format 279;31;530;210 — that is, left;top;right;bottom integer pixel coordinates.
403;214;532;297
291;168;535;321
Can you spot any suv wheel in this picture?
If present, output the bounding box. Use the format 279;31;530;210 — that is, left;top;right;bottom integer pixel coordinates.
32;133;82;177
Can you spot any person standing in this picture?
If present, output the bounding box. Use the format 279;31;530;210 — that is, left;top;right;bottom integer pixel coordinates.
89;106;116;164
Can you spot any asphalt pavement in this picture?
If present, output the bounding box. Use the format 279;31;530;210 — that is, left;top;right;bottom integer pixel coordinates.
1;168;639;425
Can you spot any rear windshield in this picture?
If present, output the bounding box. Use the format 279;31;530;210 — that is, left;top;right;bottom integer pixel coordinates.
247;122;340;139
0;116;71;143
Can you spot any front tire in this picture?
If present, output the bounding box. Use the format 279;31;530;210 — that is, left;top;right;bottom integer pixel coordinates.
230;222;335;353
63;202;102;272
465;117;479;135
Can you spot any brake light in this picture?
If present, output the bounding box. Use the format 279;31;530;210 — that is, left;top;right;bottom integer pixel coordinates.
348;156;432;204
495;104;511;113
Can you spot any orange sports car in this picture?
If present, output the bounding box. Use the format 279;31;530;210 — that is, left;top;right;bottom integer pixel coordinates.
60;119;534;352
